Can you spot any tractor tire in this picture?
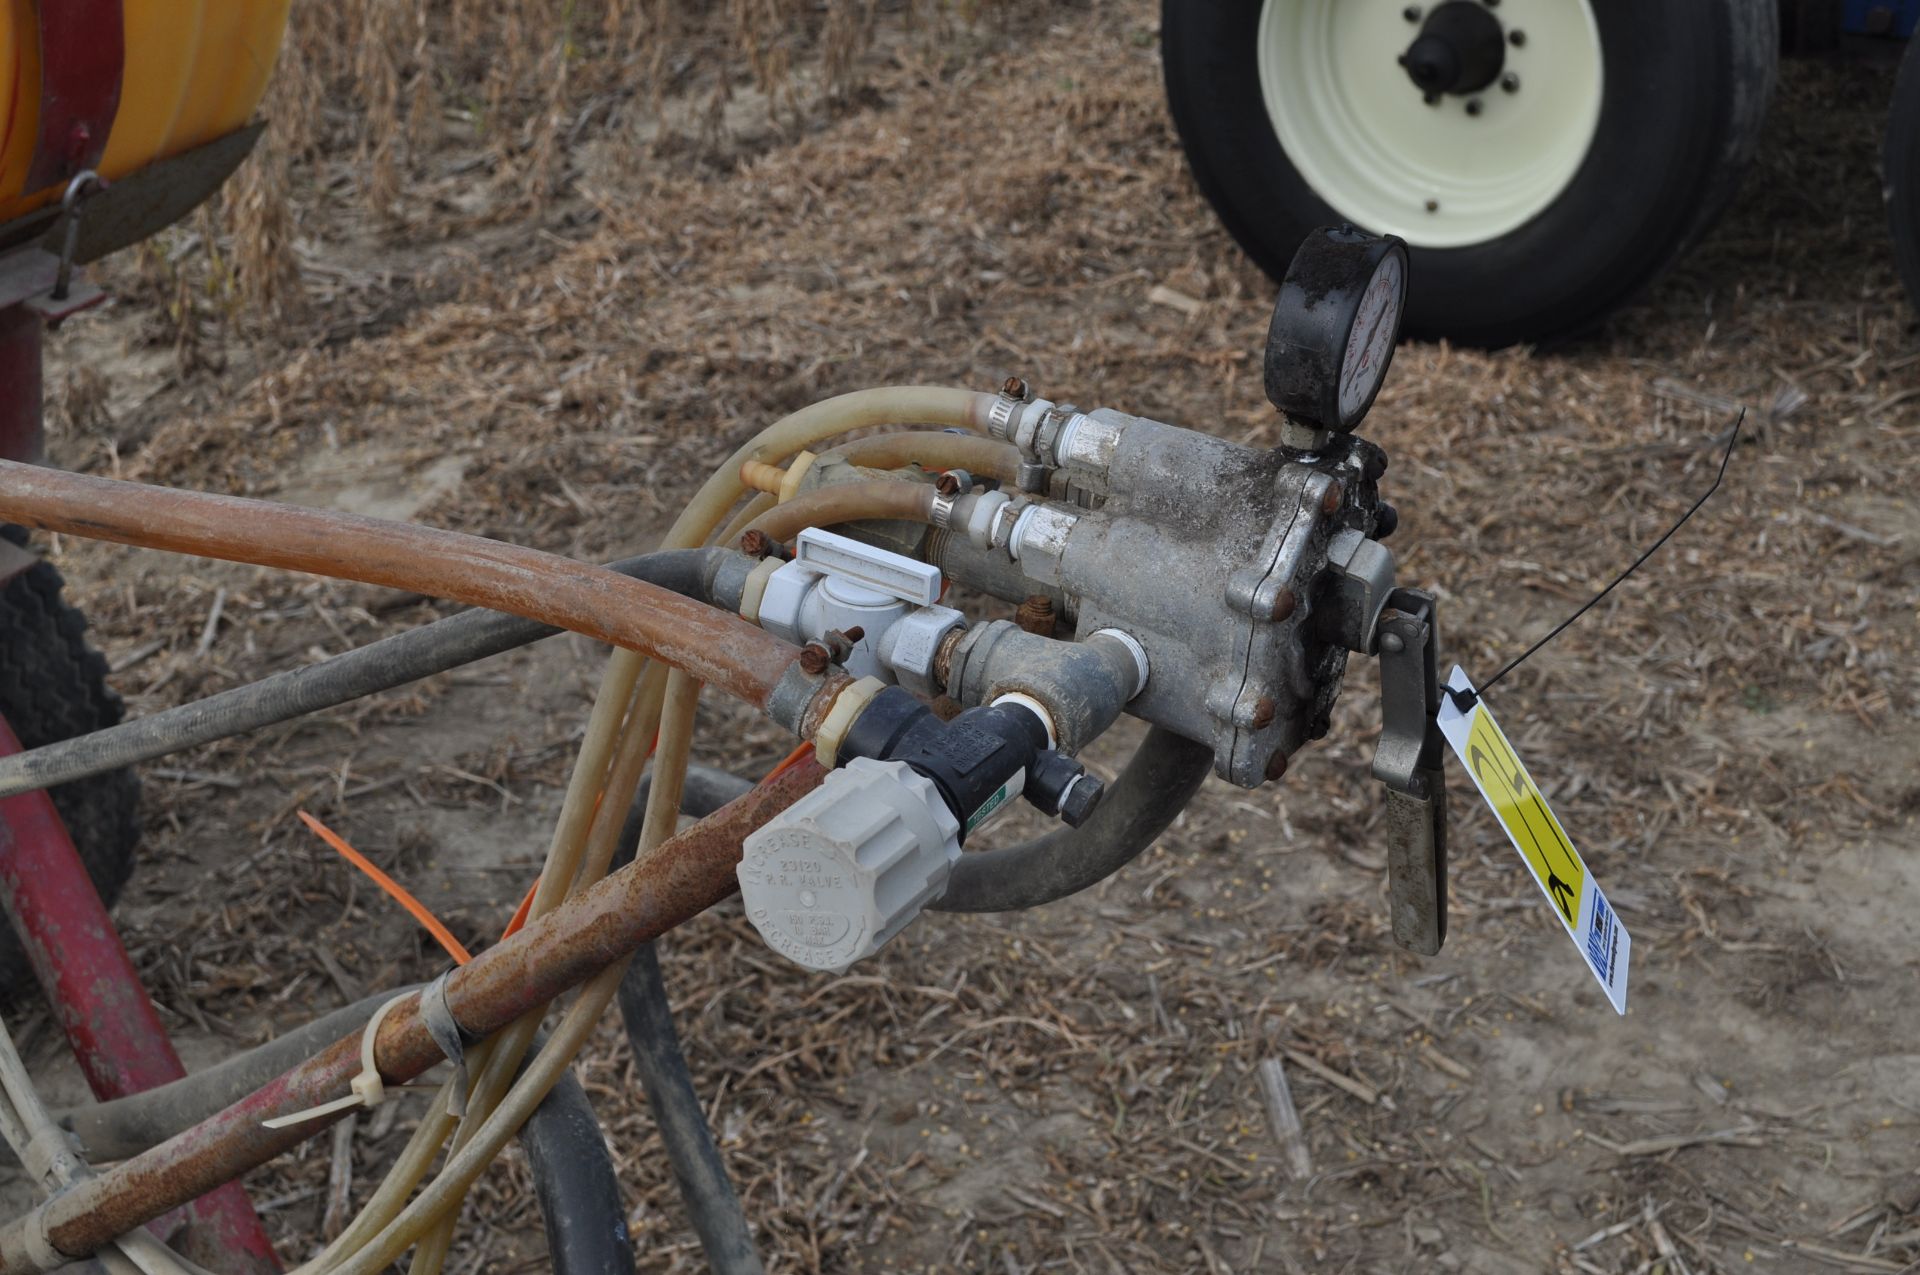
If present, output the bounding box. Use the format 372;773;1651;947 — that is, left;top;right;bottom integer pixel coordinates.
0;525;141;997
1888;33;1920;319
1162;0;1779;347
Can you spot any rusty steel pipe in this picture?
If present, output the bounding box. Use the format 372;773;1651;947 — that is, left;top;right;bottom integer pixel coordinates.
0;759;826;1271
0;459;815;718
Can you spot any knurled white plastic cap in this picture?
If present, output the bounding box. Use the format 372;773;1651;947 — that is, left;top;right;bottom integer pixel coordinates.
737;757;962;973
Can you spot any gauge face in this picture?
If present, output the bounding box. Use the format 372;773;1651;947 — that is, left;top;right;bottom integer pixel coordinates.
1336;249;1405;429
1264;226;1409;436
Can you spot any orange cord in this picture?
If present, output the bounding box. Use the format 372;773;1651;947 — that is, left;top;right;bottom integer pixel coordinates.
297;810;473;966
501;877;540;940
764;741;815;782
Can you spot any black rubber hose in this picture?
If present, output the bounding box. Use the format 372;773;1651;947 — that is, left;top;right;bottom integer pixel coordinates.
930;726;1214;913
615;766;765;1275
522;1068;637;1275
0;549;722;800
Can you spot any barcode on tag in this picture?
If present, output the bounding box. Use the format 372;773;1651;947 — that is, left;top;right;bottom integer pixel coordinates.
1435;666;1631;1015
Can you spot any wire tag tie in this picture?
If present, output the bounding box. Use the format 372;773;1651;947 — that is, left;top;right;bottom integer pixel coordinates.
1444;412;1744;715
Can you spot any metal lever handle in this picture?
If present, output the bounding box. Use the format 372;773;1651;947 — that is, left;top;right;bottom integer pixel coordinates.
1371;588;1448;955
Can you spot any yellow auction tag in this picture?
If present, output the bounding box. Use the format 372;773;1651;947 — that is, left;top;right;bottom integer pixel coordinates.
1436;667;1629;1014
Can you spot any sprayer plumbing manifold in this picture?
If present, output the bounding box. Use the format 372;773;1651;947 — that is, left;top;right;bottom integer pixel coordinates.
729;225;1451;971
0;224;1452;1274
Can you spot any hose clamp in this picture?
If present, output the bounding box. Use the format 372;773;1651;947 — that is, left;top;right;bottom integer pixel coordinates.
986;394;1022;441
929;489;958;529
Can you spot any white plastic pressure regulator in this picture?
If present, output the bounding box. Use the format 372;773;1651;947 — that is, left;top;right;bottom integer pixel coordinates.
736;757;962;972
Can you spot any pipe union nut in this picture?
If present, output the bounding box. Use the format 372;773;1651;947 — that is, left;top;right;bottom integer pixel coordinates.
877;605;966;698
965;489;1011;550
1007;503;1078;588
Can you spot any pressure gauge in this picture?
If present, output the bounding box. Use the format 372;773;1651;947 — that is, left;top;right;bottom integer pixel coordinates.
1263;226;1409;436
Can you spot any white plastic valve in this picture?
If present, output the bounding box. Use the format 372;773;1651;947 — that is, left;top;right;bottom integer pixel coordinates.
756;528;951;682
737;758;961;973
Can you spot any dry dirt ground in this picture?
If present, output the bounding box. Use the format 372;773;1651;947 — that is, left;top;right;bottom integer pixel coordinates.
8;4;1920;1273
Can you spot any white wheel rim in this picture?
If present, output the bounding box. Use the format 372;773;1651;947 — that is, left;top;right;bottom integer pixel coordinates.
1257;0;1603;250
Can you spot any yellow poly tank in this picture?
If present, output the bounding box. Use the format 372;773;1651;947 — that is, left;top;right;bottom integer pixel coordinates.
0;0;290;225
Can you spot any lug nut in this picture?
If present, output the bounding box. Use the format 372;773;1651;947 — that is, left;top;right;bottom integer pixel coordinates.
1321;480;1345;517
740;529;773;558
1264;750;1290;783
1250;696;1277;730
1269;587;1298;624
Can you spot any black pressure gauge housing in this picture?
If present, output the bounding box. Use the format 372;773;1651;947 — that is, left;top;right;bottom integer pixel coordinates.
1263;226;1409;435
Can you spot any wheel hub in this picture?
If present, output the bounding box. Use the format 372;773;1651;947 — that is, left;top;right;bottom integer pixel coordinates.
1255;0;1605;249
1400;2;1507;97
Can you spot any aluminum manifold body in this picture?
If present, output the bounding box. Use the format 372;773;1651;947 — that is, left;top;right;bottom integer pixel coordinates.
811;399;1400;789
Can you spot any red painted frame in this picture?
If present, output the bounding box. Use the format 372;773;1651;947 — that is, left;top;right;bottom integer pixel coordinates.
0;717;279;1270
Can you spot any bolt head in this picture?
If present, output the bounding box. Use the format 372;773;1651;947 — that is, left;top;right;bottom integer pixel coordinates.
740;529;771;558
1321;480;1345;517
1381;632;1405;655
1250;696;1277;730
1501;72;1520;92
799;645;830;675
1424;197;1440;212
1508;28;1525;45
1465;98;1484;116
1269;587;1298;624
1264;750;1290;783
1403;4;1421;20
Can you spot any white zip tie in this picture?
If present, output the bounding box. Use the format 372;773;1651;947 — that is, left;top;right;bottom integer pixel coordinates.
262;992;411;1130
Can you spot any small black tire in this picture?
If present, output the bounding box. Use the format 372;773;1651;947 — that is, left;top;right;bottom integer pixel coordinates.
0;525;141;996
1888;34;1920;319
1162;0;1779;347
